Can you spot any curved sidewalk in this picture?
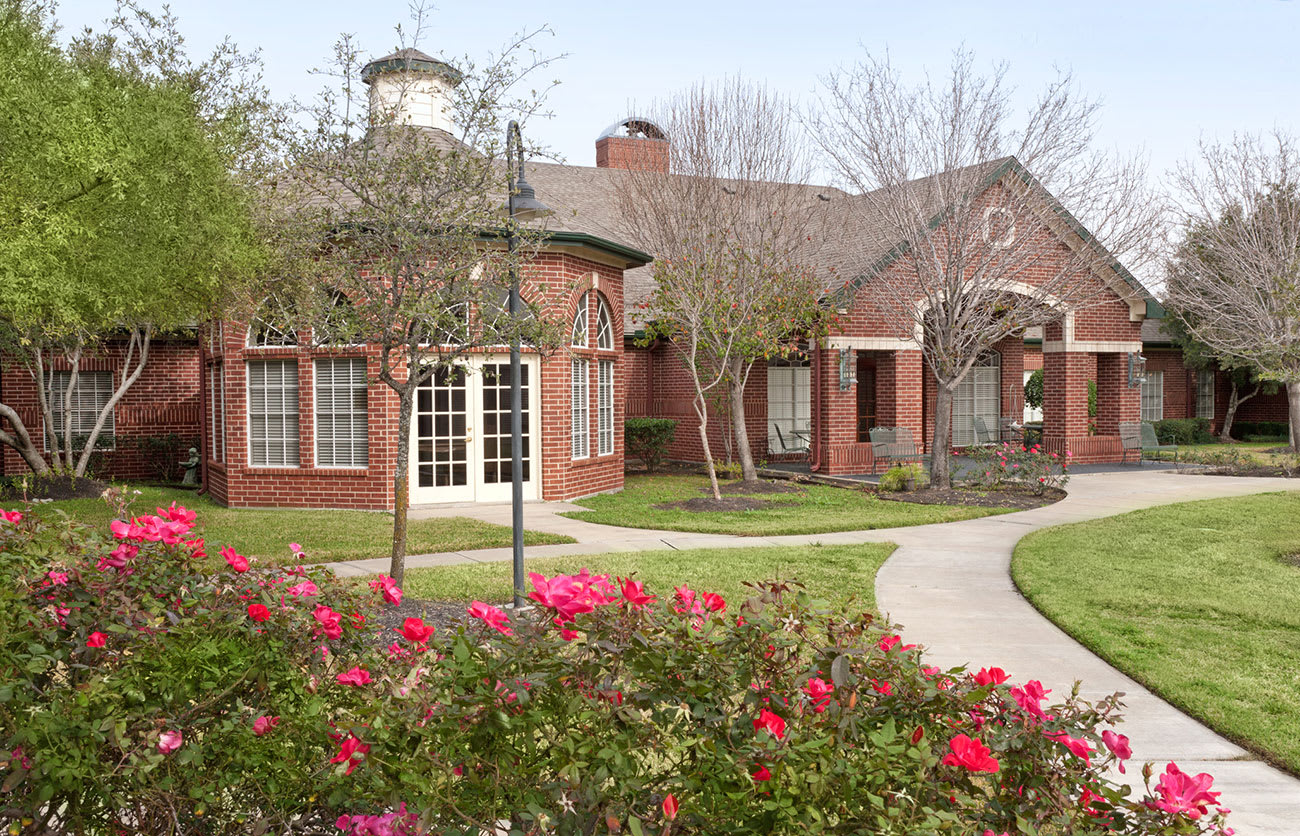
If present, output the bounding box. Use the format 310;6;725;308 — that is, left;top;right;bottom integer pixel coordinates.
873;472;1300;836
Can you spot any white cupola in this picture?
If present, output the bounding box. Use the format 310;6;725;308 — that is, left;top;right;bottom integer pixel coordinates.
361;48;463;134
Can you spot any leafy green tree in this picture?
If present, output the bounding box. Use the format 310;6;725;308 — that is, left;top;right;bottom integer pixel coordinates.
0;1;268;476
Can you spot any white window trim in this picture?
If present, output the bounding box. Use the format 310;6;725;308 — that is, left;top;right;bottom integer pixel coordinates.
44;370;116;452
572;292;590;348
572;357;590;459
596;296;614;350
208;363;225;464
313;357;369;469
598;359;614;456
1141;370;1164;423
246;359;301;468
1196;369;1215;421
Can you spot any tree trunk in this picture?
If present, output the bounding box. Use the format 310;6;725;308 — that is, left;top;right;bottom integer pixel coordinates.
0;403;51;475
694;390;722;500
930;381;956;490
1288;380;1300;454
727;357;758;482
75;327;151;477
390;387;415;587
1218;380;1259;443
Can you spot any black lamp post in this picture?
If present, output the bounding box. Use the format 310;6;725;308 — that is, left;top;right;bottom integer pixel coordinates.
502;120;552;608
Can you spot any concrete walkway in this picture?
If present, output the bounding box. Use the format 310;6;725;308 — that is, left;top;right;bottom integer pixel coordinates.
871;471;1300;836
322;471;1300;833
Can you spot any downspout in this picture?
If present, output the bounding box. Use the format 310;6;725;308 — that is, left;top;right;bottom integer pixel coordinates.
809;337;823;472
197;334;208;496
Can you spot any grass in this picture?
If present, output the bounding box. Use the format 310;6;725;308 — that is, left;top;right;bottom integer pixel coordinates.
3;486;574;571
561;474;1009;536
1149;439;1292;463
402;543;897;610
1011;491;1300;773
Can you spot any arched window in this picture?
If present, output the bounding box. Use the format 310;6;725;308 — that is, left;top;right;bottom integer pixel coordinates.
571;292;589;347
247;307;297;347
314;290;356;346
596;295;614;350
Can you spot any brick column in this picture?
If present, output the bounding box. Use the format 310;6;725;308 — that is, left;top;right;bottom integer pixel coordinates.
893;349;925;445
1095;352;1139;435
1042;350;1091;441
995;336;1025;426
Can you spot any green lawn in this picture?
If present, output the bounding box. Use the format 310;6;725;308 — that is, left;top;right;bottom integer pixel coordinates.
1012;491;1300;773
1149;440;1291;463
402;543;896;610
561;474;1009;536
3;486;573;571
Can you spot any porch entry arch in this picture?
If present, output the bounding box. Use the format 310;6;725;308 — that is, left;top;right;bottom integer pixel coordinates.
952;350;1000;447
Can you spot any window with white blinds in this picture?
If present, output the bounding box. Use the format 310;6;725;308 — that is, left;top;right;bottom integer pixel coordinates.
315;358;368;467
46;371;114;450
247;360;300;467
598;359;614;456
952;353;1000;447
1196;369;1215;420
207;363;225;463
572;358;590;459
767;361;811;454
1141;371;1164;422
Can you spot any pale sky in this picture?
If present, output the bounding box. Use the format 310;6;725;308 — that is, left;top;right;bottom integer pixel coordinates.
53;0;1299;186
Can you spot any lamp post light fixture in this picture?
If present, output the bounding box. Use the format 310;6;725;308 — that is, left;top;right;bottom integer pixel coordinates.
501;120;552;608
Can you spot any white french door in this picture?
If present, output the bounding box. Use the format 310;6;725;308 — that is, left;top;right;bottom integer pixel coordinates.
409;356;540;504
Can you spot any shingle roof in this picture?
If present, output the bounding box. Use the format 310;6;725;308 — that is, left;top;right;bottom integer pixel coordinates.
524;157;1011;333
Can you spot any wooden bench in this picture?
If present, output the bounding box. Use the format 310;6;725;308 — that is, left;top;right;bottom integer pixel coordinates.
1119;421;1179;465
869;427;929;474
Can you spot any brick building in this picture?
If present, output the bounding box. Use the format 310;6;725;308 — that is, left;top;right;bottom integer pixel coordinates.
3;54;1281;505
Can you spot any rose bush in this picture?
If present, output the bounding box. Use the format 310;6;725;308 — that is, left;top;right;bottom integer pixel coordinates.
0;498;1232;835
966;441;1071;495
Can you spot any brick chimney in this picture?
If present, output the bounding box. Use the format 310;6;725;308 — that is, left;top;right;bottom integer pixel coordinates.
595;117;669;173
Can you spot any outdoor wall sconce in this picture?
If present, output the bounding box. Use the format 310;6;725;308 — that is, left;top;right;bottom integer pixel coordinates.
839;348;857;390
1127;352;1147;388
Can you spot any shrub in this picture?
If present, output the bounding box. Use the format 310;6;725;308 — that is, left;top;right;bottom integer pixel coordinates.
131;433;201;483
0;503;1236;835
1229;420;1288;441
626;418;677;473
1024;368;1043;410
966;441;1071;494
879;462;928;492
1152;418;1212;445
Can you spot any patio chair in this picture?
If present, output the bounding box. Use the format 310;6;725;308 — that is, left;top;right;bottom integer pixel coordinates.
971;417;998;447
1119;422;1178;465
772;424;810;455
869;426;929;474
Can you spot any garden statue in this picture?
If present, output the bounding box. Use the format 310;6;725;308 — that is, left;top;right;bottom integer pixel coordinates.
180;447;200;485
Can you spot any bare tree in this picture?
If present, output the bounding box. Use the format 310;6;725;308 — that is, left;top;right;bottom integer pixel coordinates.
276;12;563;585
810;50;1159;488
1164;130;1300;450
615;79;832;495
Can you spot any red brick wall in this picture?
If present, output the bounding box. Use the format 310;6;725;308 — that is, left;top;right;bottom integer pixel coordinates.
1;338;201;481
595;136;669;173
207;251;627;509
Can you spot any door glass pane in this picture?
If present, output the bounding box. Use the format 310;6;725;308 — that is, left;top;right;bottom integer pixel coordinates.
416;366;469;488
482;362;532;485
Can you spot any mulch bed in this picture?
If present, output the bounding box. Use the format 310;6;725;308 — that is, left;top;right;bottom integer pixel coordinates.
0;475;109;502
655;496;771;513
713;479;803;496
879;485;1066;510
367;596;479;641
